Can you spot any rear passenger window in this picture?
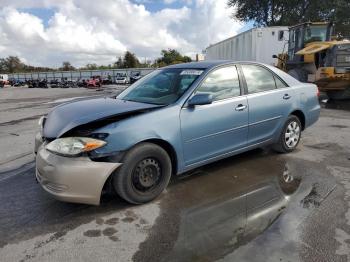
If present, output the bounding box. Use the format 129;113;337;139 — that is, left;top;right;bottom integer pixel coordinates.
242;65;276;93
196;66;240;101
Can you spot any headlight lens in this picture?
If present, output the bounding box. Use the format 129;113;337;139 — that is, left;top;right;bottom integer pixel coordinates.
46;137;107;156
38;116;46;127
38;116;45;126
38;116;46;134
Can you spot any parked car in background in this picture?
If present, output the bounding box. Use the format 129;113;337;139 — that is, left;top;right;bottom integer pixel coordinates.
59;78;70;88
0;74;9;87
49;79;60;88
27;79;48;88
87;76;102;88
9;78;25;87
129;71;142;84
77;78;88;87
34;61;320;206
102;75;113;85
27;80;35;88
38;79;48;88
115;73;128;84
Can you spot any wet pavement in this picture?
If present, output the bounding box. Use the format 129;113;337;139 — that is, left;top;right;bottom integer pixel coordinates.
0;88;350;261
0;86;124;173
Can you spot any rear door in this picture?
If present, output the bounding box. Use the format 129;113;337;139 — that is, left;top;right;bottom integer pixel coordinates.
180;65;248;166
240;64;295;146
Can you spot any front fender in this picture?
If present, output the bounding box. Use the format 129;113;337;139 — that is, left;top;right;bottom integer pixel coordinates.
92;106;186;174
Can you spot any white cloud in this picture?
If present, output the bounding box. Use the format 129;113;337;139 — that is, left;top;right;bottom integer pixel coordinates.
0;0;242;67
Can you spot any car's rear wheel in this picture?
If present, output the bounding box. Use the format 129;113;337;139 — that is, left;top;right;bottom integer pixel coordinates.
273;115;302;153
113;143;172;204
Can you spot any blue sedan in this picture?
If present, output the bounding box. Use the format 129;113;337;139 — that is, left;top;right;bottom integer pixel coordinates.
35;61;320;205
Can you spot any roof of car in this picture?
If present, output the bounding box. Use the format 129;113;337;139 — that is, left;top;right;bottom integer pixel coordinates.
163;60;282;69
163;60;302;87
164;60;233;69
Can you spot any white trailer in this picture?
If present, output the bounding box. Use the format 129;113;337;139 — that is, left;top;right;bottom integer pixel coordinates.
205;27;289;66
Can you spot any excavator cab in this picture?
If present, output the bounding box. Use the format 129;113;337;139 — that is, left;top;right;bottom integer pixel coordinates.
287;22;333;63
275;21;350;99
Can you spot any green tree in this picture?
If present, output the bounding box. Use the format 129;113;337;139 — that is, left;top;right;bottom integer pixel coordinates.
123;51;140;68
0;56;25;73
227;0;350;37
82;63;98;70
113;52;140;68
60;61;75;71
114;56;124;68
156;49;192;66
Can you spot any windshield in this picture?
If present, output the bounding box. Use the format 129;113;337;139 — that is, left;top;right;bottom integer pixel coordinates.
118;68;203;105
304;25;328;43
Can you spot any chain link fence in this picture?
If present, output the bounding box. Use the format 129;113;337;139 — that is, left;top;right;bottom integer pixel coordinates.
8;68;155;82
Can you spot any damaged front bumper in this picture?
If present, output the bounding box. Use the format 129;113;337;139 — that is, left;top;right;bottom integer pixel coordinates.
35;134;121;205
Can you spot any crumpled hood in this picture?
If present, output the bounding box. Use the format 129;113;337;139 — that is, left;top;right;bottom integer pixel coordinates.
43;97;160;138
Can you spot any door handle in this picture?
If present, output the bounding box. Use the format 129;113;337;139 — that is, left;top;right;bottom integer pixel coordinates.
235;104;247;111
283;94;291;100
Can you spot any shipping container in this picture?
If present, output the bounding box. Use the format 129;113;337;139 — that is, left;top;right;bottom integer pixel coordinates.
205;27;289;66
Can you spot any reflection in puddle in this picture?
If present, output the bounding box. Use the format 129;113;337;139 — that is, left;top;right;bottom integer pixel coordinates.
134;151;302;262
170;163;300;261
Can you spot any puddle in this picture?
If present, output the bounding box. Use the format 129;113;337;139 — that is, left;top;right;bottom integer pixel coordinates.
133;150;304;262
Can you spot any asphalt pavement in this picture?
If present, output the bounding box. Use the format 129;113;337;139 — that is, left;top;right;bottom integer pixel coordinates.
0;87;349;262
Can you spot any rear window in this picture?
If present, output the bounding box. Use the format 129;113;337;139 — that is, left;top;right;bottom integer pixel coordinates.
242;65;287;93
242;65;276;93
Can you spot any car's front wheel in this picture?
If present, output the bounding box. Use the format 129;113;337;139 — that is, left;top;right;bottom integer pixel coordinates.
273;115;302;153
113;143;172;204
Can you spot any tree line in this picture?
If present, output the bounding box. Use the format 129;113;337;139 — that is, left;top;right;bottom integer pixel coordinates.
0;49;192;74
227;0;350;37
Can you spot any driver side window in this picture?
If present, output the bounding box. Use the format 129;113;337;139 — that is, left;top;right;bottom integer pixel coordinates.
195;66;241;101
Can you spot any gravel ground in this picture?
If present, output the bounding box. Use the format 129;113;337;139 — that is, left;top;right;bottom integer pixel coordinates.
0;86;349;262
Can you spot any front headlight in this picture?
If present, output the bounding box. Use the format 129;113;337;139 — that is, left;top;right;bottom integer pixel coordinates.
38;116;45;127
38;116;46;132
46;137;107;156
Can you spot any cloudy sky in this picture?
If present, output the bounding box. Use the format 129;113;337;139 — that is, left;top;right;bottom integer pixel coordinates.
0;0;246;67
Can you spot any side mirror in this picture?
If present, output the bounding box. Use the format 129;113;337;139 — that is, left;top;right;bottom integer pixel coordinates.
272;54;278;58
188;93;213;106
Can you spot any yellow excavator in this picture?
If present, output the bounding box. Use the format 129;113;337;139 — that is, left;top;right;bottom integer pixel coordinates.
274;22;350;99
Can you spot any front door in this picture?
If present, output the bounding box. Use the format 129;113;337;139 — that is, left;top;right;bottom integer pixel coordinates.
180;65;248;167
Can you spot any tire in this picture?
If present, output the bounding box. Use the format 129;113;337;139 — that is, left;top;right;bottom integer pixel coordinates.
273;115;302;153
113;143;172;204
288;68;308;82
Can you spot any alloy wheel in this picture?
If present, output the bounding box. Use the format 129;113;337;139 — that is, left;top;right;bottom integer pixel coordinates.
284;121;301;148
